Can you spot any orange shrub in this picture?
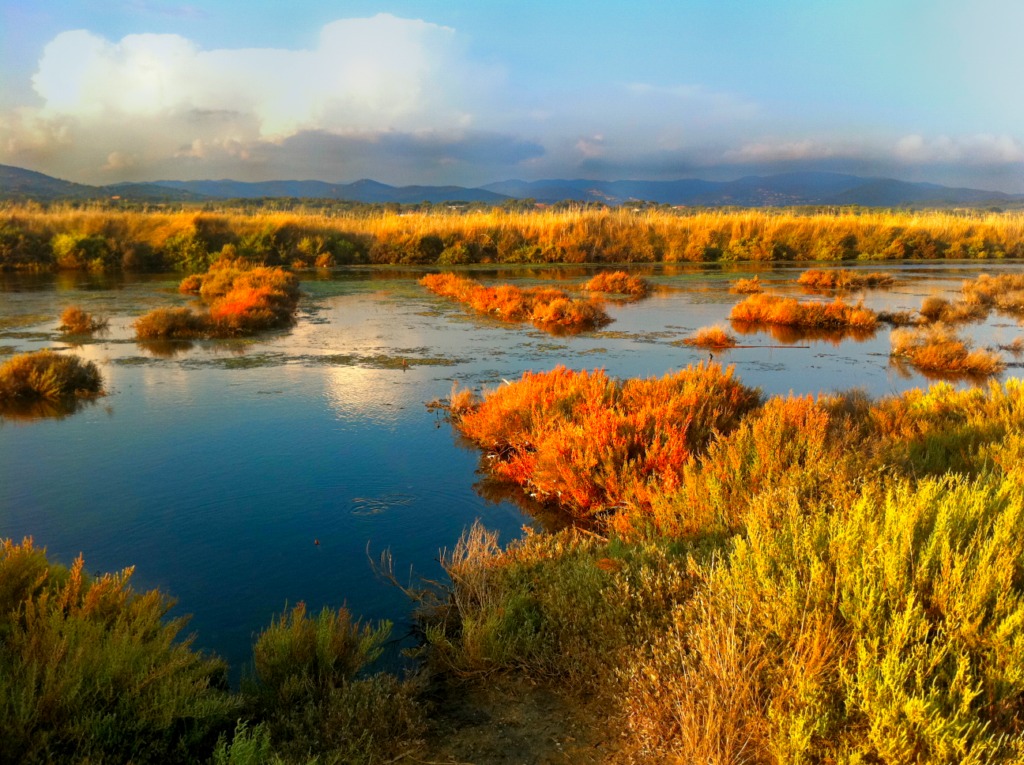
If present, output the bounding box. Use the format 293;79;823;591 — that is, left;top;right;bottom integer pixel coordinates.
420;273;609;332
729;276;763;294
729;293;877;330
797;269;894;290
448;363;761;518
890;324;1004;377
918;295;988;324
59;306;107;334
581;271;651;297
682;326;737;349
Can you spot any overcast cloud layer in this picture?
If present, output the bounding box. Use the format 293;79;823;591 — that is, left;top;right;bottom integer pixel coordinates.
1;2;1023;191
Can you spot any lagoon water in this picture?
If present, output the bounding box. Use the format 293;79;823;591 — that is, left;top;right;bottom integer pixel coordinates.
2;262;1022;675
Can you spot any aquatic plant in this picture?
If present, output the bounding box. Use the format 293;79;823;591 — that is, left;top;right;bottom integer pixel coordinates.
580;270;651;297
728;276;763;294
918;295;988;324
420;272;610;332
0;349;102;401
58;305;108;334
134;261;299;339
890;324;1004;377
447;363;760;517
729;293;878;330
681;325;738;349
796;268;894;290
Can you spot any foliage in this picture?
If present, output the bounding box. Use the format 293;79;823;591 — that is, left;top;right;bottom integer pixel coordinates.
729;293;878;330
0;350;102;401
891;324;1004;378
448;363;761;517
0;538;237;764
796;268;894;290
681;325;738;349
243;602;425;764
58;305;108;334
420;272;610;333
134;260;299;339
729;276;763;294
4;205;1024;272
580;270;651;297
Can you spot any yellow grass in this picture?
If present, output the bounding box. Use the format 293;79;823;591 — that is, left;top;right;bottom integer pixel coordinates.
682;325;738;349
890;324;1005;377
729;293;878;330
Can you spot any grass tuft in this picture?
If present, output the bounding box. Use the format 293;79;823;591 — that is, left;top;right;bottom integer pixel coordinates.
58;306;108;334
0;350;103;401
891;324;1005;377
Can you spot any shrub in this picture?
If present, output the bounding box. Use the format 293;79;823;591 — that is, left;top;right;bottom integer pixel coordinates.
0;350;102;401
681;325;737;349
797;268;894;290
729;293;878;330
0;538;237;764
421;273;609;333
728;276;763;294
58;305;108;334
891;324;1004;377
581;270;651;297
244;602;425;764
133;307;210;339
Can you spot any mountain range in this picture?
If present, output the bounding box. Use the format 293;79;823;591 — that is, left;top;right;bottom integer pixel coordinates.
2;163;1021;208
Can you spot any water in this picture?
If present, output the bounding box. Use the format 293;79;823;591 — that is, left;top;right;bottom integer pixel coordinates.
2;262;1022;675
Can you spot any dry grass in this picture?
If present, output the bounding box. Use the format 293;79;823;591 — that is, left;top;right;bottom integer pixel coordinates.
890;324;1005;377
729;293;878;330
918;295;988;324
797;268;895;291
420;272;610;332
58;306;108;334
729;276;763;294
682;325;738;349
134;261;299;339
0;350;103;401
580;270;651;297
4;205;1024;271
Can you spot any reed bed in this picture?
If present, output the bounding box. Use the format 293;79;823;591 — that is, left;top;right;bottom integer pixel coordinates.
890;324;1005;377
57;306;108;334
0;350;102;401
728;276;764;294
4;205;1024;271
729;293;878;330
796;267;895;290
420;272;610;332
681;325;738;349
134;260;299;338
580;270;651;297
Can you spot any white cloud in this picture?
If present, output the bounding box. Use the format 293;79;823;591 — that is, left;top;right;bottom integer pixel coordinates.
29;14;474;137
895;134;1024;165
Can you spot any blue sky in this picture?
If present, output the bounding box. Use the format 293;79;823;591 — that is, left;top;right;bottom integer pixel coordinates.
2;0;1023;191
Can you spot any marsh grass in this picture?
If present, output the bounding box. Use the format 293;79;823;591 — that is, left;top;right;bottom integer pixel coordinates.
681;325;738;349
728;276;763;294
580;270;651;297
134;260;299;339
796;268;894;291
5;206;1024;272
58;305;108;334
729;293;878;331
0;349;102;402
891;324;1005;377
420;272;610;333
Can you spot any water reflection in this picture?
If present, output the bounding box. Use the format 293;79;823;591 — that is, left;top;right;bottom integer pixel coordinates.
135;339;196;358
0;395;100;422
731;320;877;345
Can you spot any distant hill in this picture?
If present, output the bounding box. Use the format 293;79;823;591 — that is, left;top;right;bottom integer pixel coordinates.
1;163;1021;208
150;178;509;204
483;172;1024;208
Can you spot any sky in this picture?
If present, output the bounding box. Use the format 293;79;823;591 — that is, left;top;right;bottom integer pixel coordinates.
2;0;1023;192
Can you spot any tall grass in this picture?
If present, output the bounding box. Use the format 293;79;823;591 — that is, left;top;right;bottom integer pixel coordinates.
580;270;651;297
420;272;610;332
797;267;895;290
729;293;878;330
4;205;1024;271
0;350;103;401
134;259;299;338
681;325;738;349
891;324;1005;378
